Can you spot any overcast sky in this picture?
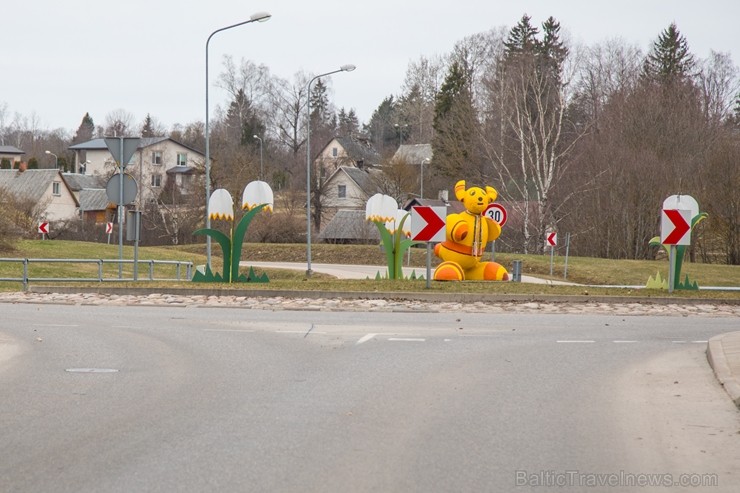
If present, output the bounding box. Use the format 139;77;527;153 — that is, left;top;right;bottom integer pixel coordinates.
3;0;739;134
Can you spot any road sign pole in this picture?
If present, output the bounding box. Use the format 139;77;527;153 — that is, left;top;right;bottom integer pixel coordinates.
668;245;676;293
426;243;432;289
564;232;571;280
118;137;124;279
549;246;554;276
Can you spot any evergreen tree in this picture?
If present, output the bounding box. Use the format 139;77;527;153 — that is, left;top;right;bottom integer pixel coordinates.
72;112;95;144
432;60;477;178
337;107;360;137
642;23;696;84
504;14;539;57
365;96;398;154
141;114;156;137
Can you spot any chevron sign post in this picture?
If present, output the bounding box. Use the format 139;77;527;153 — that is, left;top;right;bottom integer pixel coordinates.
411;206;446;288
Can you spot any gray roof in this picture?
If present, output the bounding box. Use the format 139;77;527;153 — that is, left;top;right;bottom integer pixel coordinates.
62;172;106;191
340;166;381;197
0;145;24;155
69;137;204;156
333;136;382;166
166;166;197;175
392;143;432;164
318;209;380;242
78;188;113;211
0;169;78;205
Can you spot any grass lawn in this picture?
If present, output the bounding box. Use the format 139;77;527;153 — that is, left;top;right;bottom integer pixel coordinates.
1;239;738;300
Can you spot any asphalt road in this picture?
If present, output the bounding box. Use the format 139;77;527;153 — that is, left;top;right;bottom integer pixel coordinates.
1;304;739;492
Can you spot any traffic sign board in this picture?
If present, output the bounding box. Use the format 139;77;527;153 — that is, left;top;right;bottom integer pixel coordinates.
661;209;691;245
106;222;114;234
106;173;138;205
38;222;49;234
104;137;141;169
483;203;507;227
545;231;557;247
410;206;446;242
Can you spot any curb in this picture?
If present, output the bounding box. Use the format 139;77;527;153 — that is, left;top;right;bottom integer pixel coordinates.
707;332;740;409
24;285;740;306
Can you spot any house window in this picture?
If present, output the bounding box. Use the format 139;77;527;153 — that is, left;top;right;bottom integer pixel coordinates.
338;184;346;199
332;147;338;157
177;153;187;166
151;174;162;188
152;151;163;165
52;182;61;196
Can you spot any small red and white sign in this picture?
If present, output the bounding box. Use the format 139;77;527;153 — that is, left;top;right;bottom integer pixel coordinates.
483;203;507;227
545;230;557;247
661;209;691;246
38;222;49;234
410;206;446;242
106;222;114;234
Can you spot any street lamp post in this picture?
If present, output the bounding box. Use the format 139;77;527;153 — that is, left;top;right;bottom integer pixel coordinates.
204;11;271;268
45;150;58;169
420;158;430;199
305;64;356;277
253;135;263;180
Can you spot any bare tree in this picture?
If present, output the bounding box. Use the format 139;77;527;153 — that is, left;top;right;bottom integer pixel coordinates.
104;109;136;136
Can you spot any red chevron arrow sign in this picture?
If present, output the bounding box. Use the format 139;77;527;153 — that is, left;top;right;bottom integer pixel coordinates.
38;222;49;234
411;206;446;242
545;231;557;247
661;209;691;246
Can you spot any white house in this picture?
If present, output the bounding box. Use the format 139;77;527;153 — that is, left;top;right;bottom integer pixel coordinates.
0;168;79;222
68;137;204;206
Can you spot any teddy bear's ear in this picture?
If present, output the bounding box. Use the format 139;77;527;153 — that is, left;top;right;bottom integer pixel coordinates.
454;180;467;201
486;186;498;202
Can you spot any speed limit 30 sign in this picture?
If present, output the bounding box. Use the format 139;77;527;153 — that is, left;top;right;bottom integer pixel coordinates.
483;203;507;227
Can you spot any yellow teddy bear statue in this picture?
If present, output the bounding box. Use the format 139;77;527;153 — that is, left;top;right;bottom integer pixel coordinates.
433;180;510;281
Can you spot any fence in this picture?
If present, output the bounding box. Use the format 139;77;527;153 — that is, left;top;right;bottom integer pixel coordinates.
0;258;193;289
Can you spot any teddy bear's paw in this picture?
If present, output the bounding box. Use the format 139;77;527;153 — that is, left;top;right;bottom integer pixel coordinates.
483;262;509;281
434;261;465;281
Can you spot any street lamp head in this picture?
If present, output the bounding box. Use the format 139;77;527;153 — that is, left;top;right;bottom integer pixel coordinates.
250;11;272;22
253;134;259;139
340;64;356;72
45;150;51;155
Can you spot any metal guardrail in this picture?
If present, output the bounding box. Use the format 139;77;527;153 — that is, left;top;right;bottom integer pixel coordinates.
0;258;193;289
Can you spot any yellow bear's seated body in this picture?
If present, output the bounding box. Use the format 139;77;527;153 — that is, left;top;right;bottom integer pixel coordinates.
434;180;509;281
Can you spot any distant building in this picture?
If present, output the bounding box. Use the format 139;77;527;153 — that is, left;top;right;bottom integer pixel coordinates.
0;145;25;168
68;137;203;206
0;168;78;221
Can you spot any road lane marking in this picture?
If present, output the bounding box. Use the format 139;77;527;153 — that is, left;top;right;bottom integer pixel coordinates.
356;333;377;345
691;340;708;344
613;340;638;343
388;338;426;342
203;329;255;333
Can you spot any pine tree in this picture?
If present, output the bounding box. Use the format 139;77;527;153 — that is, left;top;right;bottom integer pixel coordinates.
365;96;398;153
504;14;539;57
642;23;696;84
141;114;156;137
72;113;95;144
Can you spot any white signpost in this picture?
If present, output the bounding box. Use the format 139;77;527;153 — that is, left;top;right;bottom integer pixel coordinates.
661;195;696;293
411;206;446;288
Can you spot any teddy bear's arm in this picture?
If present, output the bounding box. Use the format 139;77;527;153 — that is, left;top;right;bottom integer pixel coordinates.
451;220;469;241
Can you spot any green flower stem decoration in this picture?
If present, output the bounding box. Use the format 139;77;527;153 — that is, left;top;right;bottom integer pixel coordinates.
193;203;268;283
372;213;418;279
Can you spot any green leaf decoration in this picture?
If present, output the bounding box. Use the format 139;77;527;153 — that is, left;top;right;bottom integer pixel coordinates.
646;271;668;289
193;228;232;282
231;204;268;281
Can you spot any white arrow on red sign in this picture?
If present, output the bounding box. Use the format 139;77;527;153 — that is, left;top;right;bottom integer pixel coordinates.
545;231;557;247
661;209;691;246
38;222;49;234
410;206;446;242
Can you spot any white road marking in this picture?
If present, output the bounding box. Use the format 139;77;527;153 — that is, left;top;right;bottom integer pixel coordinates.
691;340;708;344
613;340;638;343
388;338;426;342
356;333;377;345
672;341;688;344
203;329;255;333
